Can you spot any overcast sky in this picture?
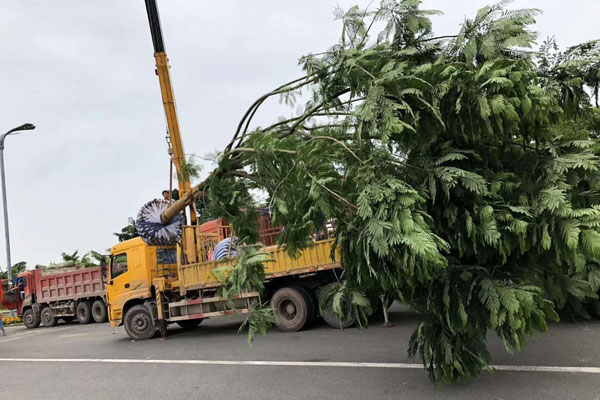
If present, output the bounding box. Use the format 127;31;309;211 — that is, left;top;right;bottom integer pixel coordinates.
1;0;598;268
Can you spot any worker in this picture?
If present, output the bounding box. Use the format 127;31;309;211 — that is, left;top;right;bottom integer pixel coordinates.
17;278;25;300
162;190;175;205
0;315;5;336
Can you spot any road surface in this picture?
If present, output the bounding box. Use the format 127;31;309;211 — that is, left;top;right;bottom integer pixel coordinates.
1;304;599;399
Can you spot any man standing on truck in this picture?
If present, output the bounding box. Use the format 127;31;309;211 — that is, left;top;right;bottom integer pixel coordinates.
162;190;175;204
17;278;25;300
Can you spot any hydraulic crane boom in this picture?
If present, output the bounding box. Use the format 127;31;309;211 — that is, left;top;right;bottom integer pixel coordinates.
144;0;197;223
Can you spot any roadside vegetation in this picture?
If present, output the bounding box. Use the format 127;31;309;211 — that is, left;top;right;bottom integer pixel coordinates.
191;0;600;383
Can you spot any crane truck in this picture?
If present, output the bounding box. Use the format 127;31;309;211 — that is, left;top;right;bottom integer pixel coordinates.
106;0;349;340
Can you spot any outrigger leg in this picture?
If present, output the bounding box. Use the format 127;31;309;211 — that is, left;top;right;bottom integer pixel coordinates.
381;294;392;328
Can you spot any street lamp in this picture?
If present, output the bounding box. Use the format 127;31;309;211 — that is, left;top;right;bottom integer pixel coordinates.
1;123;35;284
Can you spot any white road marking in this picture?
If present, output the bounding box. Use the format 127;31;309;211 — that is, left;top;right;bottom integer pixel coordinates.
0;358;598;374
492;365;600;374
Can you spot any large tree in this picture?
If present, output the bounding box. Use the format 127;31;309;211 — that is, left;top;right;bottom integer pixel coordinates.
193;1;600;383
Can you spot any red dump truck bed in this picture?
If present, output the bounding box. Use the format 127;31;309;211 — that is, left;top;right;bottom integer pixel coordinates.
1;265;108;329
34;267;105;302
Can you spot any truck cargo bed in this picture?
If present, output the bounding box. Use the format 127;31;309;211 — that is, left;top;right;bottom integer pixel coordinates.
178;238;340;291
36;267;105;302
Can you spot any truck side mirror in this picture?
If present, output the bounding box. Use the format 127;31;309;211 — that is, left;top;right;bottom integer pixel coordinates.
109;280;114;286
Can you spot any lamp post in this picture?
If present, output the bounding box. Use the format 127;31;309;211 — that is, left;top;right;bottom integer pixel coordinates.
1;123;35;284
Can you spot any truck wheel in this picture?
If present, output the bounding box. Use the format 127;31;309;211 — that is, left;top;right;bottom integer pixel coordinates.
23;308;40;329
176;319;203;330
76;301;92;324
291;286;317;327
41;307;57;327
270;287;310;332
321;307;355;329
318;283;356;329
124;305;157;340
92;300;107;323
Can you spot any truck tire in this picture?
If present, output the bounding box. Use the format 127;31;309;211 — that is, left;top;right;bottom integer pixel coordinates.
270;287;310;332
92;300;108;323
124;305;157;340
76;301;92;324
318;283;356;329
176;319;203;330
291;286;317;327
23;308;40;329
41;307;57;327
321;307;355;329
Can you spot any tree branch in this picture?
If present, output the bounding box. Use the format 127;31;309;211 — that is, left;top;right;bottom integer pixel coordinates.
229;147;297;155
278;89;351;139
229;170;260;183
226;75;318;152
419;35;458;43
305;168;357;209
297;132;362;162
356;64;376;80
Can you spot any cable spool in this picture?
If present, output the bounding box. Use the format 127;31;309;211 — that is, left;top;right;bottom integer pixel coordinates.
136;199;183;245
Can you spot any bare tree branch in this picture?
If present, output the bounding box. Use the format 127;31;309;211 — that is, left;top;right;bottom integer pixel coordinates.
230;147;297;155
297;132;362;162
278;89;351;139
225;75;318;152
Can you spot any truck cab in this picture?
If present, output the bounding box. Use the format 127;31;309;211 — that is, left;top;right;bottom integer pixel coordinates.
107;237;177;327
14;271;35;314
0;271;35;316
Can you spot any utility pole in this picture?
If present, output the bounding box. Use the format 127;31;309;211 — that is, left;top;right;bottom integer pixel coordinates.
1;123;35;284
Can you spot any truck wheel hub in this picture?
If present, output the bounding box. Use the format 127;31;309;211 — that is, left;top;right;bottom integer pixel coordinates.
133;314;150;331
280;300;297;320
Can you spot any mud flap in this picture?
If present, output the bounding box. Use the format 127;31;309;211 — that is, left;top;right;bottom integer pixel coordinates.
144;301;166;337
32;303;42;320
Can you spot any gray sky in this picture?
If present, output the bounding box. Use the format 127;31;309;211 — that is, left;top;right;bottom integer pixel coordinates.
1;0;598;268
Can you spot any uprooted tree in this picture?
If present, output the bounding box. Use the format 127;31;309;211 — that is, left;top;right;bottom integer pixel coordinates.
190;0;600;383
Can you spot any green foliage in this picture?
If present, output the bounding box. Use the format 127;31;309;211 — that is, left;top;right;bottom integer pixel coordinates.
0;261;27;280
114;218;139;242
213;245;271;297
316;281;373;328
212;246;276;343
60;251;80;263
203;0;600;384
177;157;202;183
408;266;558;382
201;174;259;242
239;303;277;345
57;250;106;268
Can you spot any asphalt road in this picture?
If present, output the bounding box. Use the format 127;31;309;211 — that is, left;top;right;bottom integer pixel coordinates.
1;304;599;400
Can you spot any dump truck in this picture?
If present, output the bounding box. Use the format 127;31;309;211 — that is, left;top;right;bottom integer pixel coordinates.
106;1;348;340
0;266;108;328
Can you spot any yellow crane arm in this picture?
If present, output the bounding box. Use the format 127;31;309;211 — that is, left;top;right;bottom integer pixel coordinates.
144;0;197;222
